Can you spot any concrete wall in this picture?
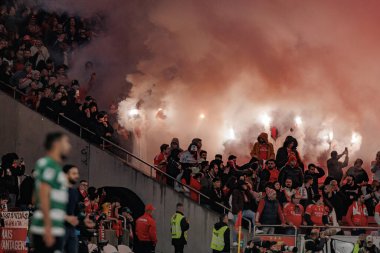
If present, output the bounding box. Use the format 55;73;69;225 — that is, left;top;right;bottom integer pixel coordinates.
0;92;229;253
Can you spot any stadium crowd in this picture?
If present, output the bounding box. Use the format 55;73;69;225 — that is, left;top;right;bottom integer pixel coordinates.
1;1;380;253
0;150;136;253
154;134;380;245
0;1;127;146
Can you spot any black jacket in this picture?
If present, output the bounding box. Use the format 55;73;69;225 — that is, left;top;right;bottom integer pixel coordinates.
304;236;327;252
18;176;35;206
304;167;325;194
212;221;230;253
278;165;304;188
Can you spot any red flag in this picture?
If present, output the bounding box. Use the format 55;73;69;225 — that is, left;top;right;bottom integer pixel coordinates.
234;211;242;231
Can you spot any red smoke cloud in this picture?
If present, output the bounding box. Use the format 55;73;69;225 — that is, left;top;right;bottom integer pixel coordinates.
41;0;380;167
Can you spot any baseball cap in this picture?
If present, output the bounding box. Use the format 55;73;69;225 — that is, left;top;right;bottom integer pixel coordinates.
121;207;132;214
145;204;155;211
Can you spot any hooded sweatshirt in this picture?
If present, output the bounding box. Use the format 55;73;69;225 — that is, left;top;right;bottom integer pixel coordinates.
250;133;275;161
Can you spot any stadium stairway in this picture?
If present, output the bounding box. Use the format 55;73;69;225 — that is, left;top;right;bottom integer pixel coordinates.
0;89;249;253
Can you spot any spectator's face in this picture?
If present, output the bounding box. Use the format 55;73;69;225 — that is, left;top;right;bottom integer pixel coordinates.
285;179;292;188
308;166;316;174
55;92;62;100
359;195;365;203
57;67;65;75
292;197;301;205
0;198;8;205
317;196;324;205
36;40;43;48
44;88;52;97
23;50;31;58
354;159;363;169
90;106;97;113
33;72;40;80
214;180;221;189
67;167;79;184
164;146;171;155
61;100;67;106
274;182;281;190
25;65;32;73
267;161;276;169
212;164;219;173
288;141;294;149
201;152;207;160
346;176;353;185
49;76;57;85
98;116;105;123
330;181;338;191
79;181;88;192
324;186;331;194
290;160;297;167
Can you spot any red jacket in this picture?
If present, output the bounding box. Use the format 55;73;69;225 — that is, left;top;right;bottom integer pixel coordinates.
346;201;368;227
135;212;157;244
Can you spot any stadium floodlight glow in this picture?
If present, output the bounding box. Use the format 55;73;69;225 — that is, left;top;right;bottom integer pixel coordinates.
199;113;206;119
260;113;272;128
294;116;302;126
128;108;139;117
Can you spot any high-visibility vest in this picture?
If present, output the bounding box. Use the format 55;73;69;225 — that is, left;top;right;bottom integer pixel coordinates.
171;213;187;240
210;225;228;251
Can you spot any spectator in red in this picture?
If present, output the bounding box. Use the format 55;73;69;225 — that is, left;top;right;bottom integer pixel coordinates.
278;154;304;189
256;188;285;234
250;132;275;164
154;144;170;184
85;190;99;215
346;194;368;235
258;159;279;191
135;204;157;253
304;163;325;194
283;193;304;234
188;173;203;203
305;194;329;227
78;180;88;202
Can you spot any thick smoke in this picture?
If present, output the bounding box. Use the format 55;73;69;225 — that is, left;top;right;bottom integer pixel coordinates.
40;0;380;167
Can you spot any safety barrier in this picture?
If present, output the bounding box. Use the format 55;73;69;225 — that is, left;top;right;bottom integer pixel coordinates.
252;224;379;252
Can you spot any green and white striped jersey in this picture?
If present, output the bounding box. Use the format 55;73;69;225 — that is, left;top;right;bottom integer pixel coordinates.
30;156;68;237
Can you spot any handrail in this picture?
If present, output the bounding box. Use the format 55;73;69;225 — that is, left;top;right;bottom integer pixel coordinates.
0;80;254;227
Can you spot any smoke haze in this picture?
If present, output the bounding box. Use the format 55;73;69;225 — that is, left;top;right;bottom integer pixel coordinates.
40;0;380;167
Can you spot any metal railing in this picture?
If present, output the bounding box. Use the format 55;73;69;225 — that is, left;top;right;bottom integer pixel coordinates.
0;80;253;230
